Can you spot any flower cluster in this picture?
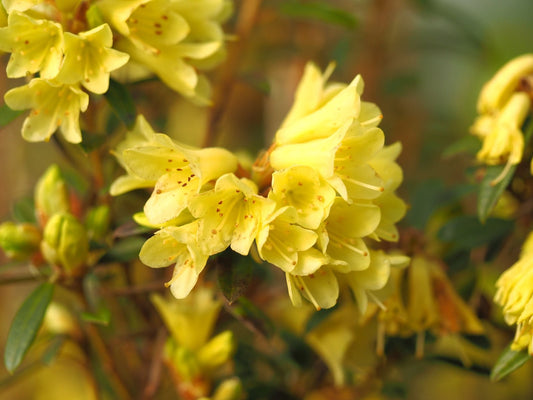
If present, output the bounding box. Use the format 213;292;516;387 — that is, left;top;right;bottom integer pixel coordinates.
113;62;407;311
0;0;230;143
494;232;533;354
471;54;533;182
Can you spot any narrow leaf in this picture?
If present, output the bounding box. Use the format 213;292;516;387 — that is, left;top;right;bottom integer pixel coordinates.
217;253;254;304
41;336;66;365
104;79;136;128
101;236;145;262
477;164;517;223
438;216;513;251
231;297;276;338
491;345;531;381
0;103;23;127
280;1;357;29
442;135;481;158
81;307;111;326
4;282;54;373
11;197;36;224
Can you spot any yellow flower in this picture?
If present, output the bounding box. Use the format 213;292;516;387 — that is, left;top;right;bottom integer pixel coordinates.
332;126;385;201
345;250;395;313
0;11;63;78
140;223;209;299
151;288;235;391
189;173;276;256
474;92;530;169
5;79;88;143
256;207;319;273
324;199;381;274
96;0;230;103
110;115;162;195
368;142;407;241
111;115;237;224
477;54;533;114
268;165;336;230
286;266;339;310
305;304;357;386
150;287;222;351
495;232;533;353
269;121;350;179
55;24;129;94
143;146;238;225
2;0;41;12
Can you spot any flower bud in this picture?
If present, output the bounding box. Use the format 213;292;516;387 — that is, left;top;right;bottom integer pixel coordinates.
85;205;110;241
477;54;533;114
34;165;69;225
41;212;88;276
212;378;243;400
0;222;41;260
165;341;201;381
197;331;235;372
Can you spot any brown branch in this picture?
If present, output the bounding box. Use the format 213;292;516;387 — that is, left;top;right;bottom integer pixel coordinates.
203;0;264;148
142;328;167;400
103;281;167;296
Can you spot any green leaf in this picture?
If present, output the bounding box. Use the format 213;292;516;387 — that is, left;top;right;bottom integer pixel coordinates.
0;103;23;127
4;282;55;373
231;297;276;338
11;197;36;224
442;135;481;158
101;236;145;262
438;216;513;251
104;79;136;129
280;1;357;29
405;180;475;229
491;345;531;382
81;307;111;326
217;253;254;304
477;164;517;223
41;336;66;365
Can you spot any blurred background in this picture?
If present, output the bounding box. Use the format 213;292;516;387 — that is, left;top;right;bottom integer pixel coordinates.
2;0;533;398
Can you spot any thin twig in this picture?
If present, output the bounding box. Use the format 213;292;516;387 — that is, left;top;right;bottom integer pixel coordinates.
142;327;167;400
103;281;167;296
0;272;44;285
203;0;264;147
51;135;92;178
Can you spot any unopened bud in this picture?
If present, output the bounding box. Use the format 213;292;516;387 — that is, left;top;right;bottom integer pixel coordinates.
197;331;235;371
86;4;106;29
41;212;88;276
85;205;110;241
212;378;243;400
0;222;41;260
165;341;201;381
35;165;69;225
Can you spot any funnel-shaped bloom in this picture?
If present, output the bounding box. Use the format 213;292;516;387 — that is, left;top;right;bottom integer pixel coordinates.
140;223;209;299
55;24;129;94
0;11;63;78
474;92;530;168
256;207;319;273
5;79;88;143
269;166;335;230
495;232;533;353
189;173;276;256
324;199;381;274
477;54;533;114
